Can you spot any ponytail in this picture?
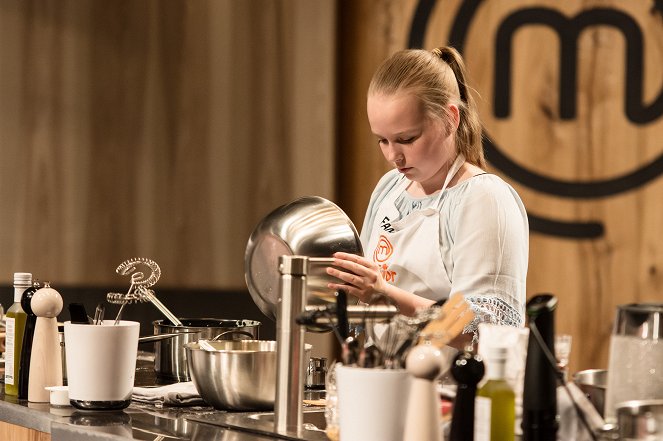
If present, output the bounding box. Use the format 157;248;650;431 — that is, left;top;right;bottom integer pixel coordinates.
432;46;485;168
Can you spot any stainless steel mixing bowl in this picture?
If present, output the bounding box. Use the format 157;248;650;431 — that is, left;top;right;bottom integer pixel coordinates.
185;340;311;411
244;196;363;319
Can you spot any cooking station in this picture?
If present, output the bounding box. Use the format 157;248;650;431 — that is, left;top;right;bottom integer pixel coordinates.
0;353;329;441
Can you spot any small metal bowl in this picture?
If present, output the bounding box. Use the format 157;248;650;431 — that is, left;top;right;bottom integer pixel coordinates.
573;369;607;417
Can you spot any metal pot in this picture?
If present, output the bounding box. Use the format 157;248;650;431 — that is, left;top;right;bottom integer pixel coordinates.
185;340;312;411
617;399;663;439
244;196;363;320
573;369;607;417
153;318;261;381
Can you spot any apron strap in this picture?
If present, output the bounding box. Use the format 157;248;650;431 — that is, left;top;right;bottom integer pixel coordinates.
434;153;466;206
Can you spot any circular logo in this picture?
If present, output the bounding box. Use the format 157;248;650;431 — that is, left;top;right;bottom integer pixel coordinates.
373;235;394;263
408;0;663;238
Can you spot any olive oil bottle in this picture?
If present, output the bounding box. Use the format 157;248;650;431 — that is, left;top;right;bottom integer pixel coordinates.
474;346;515;441
4;272;33;396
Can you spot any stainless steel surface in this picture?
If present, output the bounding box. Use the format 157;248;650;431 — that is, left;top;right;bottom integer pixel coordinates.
613;303;663;339
245;196;363;320
573;369;607;417
186;409;330;441
305;358;327;389
154;318;261;381
303;304;399;323
185;340;311;412
616;399;663;439
138;332;199;343
275;255;308;435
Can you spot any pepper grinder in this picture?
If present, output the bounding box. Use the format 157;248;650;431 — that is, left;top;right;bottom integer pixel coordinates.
18;282;41;399
403;344;444;441
28;282;63;403
449;349;485;441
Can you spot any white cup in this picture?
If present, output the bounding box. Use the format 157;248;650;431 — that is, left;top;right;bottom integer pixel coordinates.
64;320;140;410
336;365;412;441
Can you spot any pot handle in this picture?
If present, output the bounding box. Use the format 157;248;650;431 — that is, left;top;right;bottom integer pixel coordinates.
138;331;199;343
211;330;254;341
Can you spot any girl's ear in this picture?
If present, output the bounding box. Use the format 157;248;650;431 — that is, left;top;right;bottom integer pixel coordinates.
448;104;460;130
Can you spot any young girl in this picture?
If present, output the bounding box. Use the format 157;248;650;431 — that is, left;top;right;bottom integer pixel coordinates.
327;47;529;347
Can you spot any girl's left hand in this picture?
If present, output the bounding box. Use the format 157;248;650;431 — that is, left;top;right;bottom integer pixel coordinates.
325;252;389;303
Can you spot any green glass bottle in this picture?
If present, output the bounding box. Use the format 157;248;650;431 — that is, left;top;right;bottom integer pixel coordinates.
474;346;515;441
4;272;32;396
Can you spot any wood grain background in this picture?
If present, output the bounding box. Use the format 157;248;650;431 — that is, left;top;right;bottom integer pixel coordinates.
1;0;662;372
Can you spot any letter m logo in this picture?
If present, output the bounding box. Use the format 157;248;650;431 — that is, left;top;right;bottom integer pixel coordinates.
493;7;663;124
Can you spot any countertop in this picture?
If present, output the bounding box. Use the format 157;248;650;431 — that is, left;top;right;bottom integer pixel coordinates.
0;355;330;441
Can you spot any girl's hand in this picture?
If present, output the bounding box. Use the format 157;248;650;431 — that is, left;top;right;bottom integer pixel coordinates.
326;252;389;303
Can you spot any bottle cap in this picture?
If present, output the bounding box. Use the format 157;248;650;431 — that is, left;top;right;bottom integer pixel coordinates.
13;272;32;286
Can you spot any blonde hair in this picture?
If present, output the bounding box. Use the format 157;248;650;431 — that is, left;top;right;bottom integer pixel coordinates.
368;46;485;168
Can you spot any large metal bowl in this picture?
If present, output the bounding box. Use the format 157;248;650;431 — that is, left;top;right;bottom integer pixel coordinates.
185;340;311;411
245;196;363;319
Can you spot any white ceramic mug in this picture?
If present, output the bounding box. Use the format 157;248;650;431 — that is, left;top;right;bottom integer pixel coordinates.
336;365;412;441
64;320;139;410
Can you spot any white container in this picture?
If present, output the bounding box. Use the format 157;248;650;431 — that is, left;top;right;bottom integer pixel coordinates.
336;365;411;441
64;320;139;410
45;385;70;406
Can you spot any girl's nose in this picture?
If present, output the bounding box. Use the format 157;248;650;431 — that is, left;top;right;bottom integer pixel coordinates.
383;144;404;165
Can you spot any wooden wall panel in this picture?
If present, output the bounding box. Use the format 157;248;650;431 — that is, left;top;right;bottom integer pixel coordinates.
337;0;663;372
0;0;336;289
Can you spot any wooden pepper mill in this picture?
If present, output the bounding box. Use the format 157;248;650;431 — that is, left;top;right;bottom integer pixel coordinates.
28;282;63;403
403;344;445;441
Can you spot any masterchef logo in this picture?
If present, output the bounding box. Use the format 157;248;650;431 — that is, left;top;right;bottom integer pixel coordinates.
408;0;663;239
373;235;394;263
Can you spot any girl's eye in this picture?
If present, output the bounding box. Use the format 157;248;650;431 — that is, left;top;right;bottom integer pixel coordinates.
377;139;387;146
398;137;416;144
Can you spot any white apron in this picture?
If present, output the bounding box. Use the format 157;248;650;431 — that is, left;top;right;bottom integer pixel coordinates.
365;154;466;301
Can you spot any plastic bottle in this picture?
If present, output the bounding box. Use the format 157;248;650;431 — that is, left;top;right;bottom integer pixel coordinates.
4;272;33;396
474;346;515;441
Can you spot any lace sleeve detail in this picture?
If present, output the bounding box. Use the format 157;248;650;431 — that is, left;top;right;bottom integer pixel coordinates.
462;294;525;337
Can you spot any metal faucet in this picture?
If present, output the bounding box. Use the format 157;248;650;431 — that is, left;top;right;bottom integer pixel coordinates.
274;255;398;437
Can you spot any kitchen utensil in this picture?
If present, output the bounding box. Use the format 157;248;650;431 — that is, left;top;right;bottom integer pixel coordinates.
522;293;559;441
449;350;485;441
185;340;312;411
93;303;105;325
18;283;40;399
336;365;412;441
574;369;607;417
605;303;663;423
244;196;363;320
616;399;663;439
418;294;475;348
106;257;182;326
67;303;90;324
404;344;445;441
305;357;328;390
65;320;139;410
28;283;63;403
153;318;261;381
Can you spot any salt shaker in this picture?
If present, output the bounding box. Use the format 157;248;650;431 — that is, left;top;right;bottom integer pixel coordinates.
28;282;63;402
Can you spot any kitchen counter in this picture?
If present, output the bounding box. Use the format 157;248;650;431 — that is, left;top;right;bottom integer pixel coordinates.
0;355;329;441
